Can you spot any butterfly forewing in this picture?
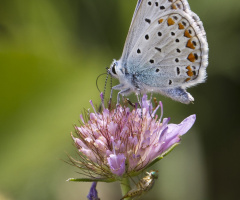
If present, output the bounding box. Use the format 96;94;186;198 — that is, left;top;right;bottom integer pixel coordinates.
121;0;189;63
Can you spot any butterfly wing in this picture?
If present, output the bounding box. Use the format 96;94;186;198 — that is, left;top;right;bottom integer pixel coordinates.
128;10;208;88
121;0;191;64
115;0;208;104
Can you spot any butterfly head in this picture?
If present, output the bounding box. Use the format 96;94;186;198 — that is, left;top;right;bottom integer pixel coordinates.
109;60;122;79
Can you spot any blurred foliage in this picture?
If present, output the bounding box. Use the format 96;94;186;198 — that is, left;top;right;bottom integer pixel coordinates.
0;0;240;200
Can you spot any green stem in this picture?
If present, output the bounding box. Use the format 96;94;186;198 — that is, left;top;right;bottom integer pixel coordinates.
120;177;131;200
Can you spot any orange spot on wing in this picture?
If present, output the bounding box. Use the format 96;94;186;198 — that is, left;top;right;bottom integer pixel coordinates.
186;66;194;77
158;19;163;24
185;78;191;82
178;23;184;29
171;4;177;9
187;53;195;62
167;18;175;26
184;30;192;38
186;39;195;49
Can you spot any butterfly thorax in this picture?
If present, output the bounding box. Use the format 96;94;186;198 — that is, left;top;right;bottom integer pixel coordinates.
110;59;145;93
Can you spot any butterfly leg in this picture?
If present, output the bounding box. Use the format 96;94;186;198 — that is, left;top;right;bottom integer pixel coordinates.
136;93;144;118
159;87;194;104
112;83;125;91
112;84;131;105
136;93;142;107
116;88;132;105
110;84;124;107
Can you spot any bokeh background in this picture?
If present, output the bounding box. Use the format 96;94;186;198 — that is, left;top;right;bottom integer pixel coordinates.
0;0;239;200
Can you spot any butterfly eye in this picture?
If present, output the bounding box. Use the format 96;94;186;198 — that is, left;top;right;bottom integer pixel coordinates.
112;63;117;75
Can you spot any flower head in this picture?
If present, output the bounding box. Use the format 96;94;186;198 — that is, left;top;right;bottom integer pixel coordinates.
69;94;196;181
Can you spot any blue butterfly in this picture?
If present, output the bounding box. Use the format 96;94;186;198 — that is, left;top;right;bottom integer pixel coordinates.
109;0;208;104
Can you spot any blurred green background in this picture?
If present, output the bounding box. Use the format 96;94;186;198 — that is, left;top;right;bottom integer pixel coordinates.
0;0;239;200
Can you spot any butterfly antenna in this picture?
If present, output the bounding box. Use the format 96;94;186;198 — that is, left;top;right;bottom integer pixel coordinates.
102;67;110;102
96;70;108;112
96;72;107;93
98;68;110;112
109;71;113;109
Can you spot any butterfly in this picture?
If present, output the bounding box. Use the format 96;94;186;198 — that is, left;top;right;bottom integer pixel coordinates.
108;0;208;104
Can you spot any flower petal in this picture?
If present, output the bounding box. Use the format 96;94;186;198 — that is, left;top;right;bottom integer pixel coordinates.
107;154;126;176
87;182;99;200
167;114;196;137
159;114;196;153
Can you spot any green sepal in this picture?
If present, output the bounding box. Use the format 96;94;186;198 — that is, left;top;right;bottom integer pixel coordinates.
67;177;116;183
